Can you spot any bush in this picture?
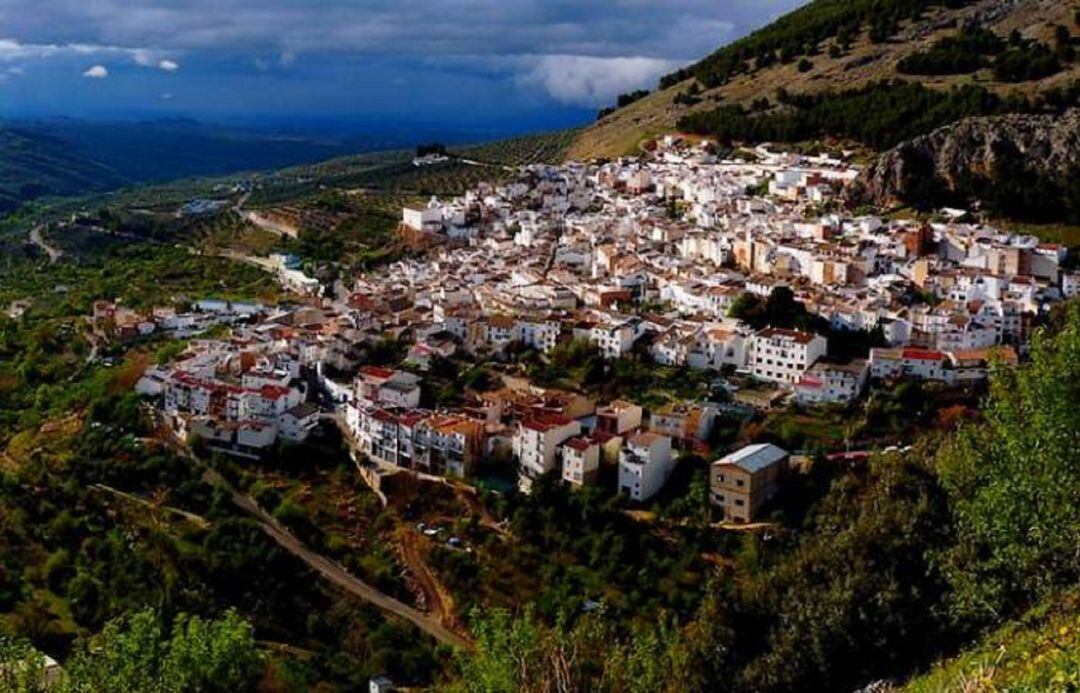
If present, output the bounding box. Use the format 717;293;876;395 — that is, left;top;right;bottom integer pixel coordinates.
678;80;1073;150
994;42;1061;82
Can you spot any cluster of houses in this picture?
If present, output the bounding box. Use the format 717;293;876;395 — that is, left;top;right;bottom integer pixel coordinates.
344;365;745;500
332;139;1063;397
131;138;1077;515
90;298;265;342
135;327;321;458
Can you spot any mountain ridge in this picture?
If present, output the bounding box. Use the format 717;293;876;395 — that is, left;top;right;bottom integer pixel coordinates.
567;0;1079;160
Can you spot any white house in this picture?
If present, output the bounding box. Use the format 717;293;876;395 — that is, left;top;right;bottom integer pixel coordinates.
590;320;637;359
794;359;868;405
402;199;444;233
514;414;581;491
559;436;600;487
748;328;827;385
618;431;673;502
279;402;321;442
869;347;951;382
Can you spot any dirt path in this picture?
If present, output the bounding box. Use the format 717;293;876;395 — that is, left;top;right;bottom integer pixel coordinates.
201;467;471;650
91;483;211;529
29;226;63;263
241;210;300;238
397;531;461;633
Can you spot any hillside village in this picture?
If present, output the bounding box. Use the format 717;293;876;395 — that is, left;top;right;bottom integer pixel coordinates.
122;134;1075;523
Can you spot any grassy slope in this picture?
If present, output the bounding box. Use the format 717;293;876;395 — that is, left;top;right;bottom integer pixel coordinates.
904;593;1080;692
567;0;1079;160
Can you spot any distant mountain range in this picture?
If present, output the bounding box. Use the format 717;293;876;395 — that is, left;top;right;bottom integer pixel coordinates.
0;118;532;214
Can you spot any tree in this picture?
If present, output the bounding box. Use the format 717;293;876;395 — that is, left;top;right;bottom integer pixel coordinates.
727;292;762;322
454;606;700;693
0;609;261;692
64;608;261;692
0;637;51;693
937;306;1080;623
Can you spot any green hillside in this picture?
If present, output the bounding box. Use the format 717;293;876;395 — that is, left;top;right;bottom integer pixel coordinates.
0;128;127;214
904;592;1080;692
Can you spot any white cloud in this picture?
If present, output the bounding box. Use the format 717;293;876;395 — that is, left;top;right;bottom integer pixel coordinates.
279;51;296;66
519;54;678;106
160;91;174;99
82;64;108;78
132;48;155;66
0;38;180;74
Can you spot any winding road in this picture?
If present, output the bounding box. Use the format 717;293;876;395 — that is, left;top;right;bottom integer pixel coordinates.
201;467;472;650
29;225;63;263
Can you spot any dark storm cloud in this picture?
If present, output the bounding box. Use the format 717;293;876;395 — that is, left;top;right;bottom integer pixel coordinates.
0;0;805;114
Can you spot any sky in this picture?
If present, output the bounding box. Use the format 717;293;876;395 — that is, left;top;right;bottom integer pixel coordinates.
0;0;805;134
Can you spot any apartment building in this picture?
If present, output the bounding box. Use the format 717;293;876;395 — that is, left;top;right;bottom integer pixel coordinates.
748;328;827;385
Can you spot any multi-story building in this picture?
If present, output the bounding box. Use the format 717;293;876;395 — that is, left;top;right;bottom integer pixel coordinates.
514;414;581;490
595;400;643;436
279;402;321;442
710;443;789;523
748;328;827;385
618;431;673;502
414;414;485;478
559;436;600;486
515;319;562;353
589;321;638;359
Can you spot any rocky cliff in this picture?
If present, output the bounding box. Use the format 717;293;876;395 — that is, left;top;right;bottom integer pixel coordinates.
846;109;1080;213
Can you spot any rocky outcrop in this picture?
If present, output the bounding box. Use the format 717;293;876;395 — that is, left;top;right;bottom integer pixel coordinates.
846;109;1080;211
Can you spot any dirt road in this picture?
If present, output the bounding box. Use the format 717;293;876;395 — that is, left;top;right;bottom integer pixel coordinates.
398;530;461;633
203;468;471;650
29;226;63;263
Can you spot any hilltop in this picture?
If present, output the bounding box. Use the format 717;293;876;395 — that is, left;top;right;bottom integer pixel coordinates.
568;0;1080;160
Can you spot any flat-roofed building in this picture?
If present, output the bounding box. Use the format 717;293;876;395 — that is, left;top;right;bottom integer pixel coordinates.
748;328;827;385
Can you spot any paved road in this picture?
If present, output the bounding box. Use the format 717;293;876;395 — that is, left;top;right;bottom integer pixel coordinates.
203;468;471;650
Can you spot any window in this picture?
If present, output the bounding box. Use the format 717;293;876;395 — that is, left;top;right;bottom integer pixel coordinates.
736;479;744;487
716;473;725;483
735;499;744;507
